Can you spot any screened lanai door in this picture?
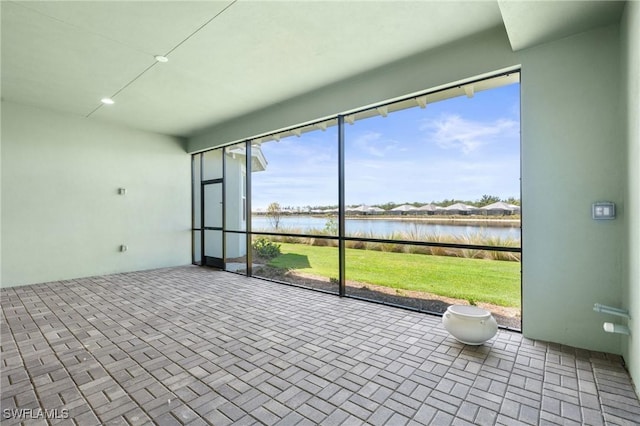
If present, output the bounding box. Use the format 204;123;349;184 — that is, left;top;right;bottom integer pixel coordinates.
202;180;224;268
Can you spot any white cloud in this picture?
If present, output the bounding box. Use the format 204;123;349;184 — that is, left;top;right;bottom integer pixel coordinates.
421;114;518;154
353;131;399;157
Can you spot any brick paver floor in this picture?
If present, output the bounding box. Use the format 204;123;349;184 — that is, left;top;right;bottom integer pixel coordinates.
1;266;638;425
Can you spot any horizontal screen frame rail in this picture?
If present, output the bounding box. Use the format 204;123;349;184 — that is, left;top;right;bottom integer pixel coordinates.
211;230;522;253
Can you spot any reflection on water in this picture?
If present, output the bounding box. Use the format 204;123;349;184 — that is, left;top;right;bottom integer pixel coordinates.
252;215;520;241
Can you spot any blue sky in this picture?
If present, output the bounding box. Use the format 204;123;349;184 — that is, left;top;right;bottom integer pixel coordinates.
252;82;520;210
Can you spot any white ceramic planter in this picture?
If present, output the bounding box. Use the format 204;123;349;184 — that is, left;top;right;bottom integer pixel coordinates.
442;305;498;345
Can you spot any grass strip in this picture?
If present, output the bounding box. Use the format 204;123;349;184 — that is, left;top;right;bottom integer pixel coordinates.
268;242;520;307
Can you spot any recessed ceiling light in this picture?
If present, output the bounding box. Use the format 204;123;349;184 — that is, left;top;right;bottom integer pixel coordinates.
101;97;115;105
154;55;169;63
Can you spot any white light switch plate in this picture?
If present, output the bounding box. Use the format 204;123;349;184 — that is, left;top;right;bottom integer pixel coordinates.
592;202;615;220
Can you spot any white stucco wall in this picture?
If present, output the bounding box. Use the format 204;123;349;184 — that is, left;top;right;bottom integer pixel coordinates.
1;102;191;287
519;25;624;353
622;0;640;396
188;24;628;358
225;156;247;259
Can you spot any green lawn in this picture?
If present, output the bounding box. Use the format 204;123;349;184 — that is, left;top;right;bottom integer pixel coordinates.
268;242;520;307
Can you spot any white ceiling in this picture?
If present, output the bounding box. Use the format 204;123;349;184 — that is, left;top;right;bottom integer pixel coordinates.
1;1;625;138
498;0;625;51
